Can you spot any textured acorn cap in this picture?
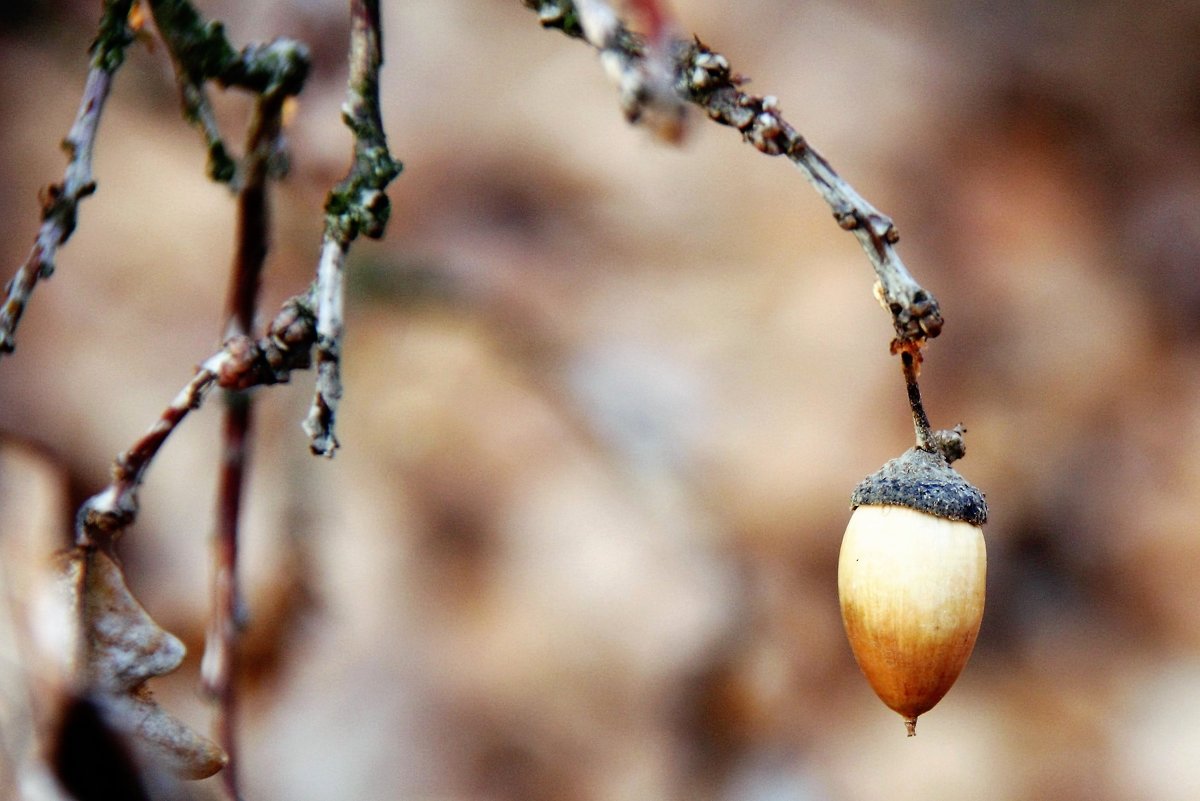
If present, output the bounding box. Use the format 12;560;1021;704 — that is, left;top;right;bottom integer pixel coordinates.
850;446;988;526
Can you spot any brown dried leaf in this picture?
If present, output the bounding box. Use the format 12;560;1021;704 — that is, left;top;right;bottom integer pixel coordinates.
52;549;227;781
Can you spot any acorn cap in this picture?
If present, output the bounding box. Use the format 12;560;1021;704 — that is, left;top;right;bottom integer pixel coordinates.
850;446;988;526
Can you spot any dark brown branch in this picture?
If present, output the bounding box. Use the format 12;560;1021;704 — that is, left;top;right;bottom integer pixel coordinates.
200;89;285;801
206;391;249;800
898;344;968;462
0;0;134;357
523;0;943;345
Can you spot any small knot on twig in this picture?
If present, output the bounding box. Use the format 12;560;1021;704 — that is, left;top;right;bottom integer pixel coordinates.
75;486;137;548
933;424;967;464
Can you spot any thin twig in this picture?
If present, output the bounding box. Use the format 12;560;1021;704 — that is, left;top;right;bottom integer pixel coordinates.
562;0;688;142
199;89;286;801
207;390;248;800
0;0;135;357
146;0;235;182
523;0;943;344
302;0;402;457
76;365;221;549
75;297;318;550
146;0;309;184
900;349;935;453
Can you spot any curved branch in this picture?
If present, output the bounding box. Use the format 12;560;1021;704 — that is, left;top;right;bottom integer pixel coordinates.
523;0;944;344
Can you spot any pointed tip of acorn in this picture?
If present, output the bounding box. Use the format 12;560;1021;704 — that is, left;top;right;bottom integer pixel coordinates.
905;716;917;736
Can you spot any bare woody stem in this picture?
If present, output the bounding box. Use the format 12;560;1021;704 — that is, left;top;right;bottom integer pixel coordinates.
899;348;969;464
523;0;943;345
76;365;220;549
74;1;315;549
73;0;399;534
305;239;347;457
208;390;248;800
303;0;402;457
900;350;935;453
0;0;134;357
200;89;286;801
568;0;687;141
0;0;310;357
75;297;318;549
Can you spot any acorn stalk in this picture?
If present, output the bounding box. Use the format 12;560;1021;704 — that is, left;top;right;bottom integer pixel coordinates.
838;351;987;735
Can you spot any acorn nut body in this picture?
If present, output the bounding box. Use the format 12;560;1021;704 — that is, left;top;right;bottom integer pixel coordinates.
838;446;988;735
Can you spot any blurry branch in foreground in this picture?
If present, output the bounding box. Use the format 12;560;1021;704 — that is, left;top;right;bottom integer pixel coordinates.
0;0;134;357
524;0;945;346
200;85;290;800
0;0;314;357
303;0;402;458
58;0;402;544
146;0;310;184
75;299;318;548
0;0;400;797
73;4;398;789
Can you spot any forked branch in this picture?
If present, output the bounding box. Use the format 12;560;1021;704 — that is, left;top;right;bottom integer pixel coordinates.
146;0;310;183
75;296;317;549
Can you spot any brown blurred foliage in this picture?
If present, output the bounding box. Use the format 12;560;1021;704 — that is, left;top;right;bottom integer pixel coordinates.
3;1;1200;799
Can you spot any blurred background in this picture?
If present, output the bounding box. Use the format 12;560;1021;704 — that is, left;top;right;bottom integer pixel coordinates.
3;0;1200;799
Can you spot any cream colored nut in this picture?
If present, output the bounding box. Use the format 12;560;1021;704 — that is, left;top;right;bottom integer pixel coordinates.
838;504;986;735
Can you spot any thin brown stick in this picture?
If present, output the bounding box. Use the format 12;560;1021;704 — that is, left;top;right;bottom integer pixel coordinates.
900;350;935;453
208;391;249;797
76;366;221;549
200;90;285;801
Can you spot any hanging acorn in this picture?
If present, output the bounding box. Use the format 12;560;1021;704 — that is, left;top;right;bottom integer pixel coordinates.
838;350;987;736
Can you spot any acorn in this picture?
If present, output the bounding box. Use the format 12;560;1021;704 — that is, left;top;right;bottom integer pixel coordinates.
838;353;987;736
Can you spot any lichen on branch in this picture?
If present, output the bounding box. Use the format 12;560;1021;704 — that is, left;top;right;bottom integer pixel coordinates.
303;0;403;457
146;0;311;183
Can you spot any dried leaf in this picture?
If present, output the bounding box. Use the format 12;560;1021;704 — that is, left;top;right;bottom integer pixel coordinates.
52;549;227;781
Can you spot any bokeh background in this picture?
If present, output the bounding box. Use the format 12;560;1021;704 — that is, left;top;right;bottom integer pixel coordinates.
3;1;1200;799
